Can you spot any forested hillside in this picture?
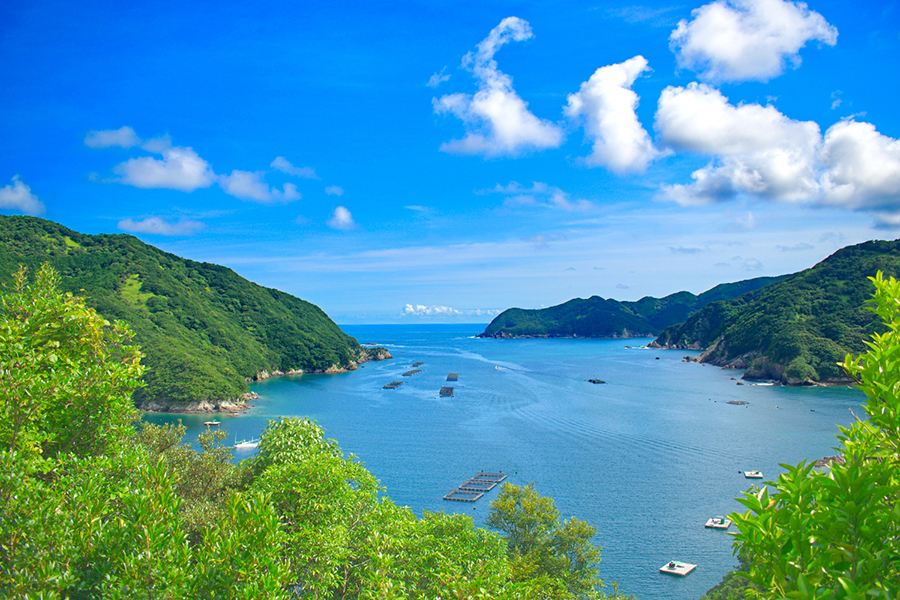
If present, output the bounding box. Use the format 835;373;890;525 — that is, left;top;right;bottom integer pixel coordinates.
652;239;900;384
479;276;785;339
0;216;363;407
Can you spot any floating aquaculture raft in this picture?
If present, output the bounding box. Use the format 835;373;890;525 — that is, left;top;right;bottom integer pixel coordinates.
439;386;455;397
382;381;405;389
446;373;459;381
402;369;423;377
443;472;507;502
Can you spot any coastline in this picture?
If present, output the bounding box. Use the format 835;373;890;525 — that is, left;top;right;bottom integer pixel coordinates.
140;346;394;414
138;392;260;415
674;351;853;387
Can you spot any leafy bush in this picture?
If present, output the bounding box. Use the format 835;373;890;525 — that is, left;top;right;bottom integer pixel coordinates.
730;272;900;598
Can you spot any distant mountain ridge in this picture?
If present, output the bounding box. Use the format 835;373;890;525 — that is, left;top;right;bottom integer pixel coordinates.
652;239;900;384
478;276;787;339
0;216;377;409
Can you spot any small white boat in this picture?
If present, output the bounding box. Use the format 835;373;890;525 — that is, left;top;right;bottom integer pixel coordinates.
659;560;696;576
744;470;763;479
705;516;732;529
234;438;259;449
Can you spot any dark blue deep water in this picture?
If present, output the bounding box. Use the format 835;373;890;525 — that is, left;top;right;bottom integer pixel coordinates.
146;324;863;600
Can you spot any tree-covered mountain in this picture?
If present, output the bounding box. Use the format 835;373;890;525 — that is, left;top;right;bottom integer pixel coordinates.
652;239;900;384
0;216;370;408
478;276;786;339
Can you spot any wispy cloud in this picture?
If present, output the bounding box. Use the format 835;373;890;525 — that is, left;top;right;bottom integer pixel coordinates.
434;17;562;157
669;246;707;254
427;67;451;88
84;126;142;149
486;181;593;212
777;242;813;251
218;170;301;203
726;210;757;231
605;5;682;26
270;156;319;179
325;185;344;196
0;175;45;215
830;90;842;110
742;258;763;271
118;216;205;236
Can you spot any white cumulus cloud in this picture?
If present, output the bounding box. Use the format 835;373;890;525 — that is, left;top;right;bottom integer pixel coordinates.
270;156;318;179
85;126;142;149
434;16;563;157
325;185;344;196
819;120;900;213
218;170;301;203
118;217;206;236
565;55;662;173
401;304;462;317
113;146;217;192
0;175;45;215
670;0;838;82
327;206;355;230
656;83;821;204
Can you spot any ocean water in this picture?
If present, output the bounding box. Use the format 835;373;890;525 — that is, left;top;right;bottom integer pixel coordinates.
146;324;863;600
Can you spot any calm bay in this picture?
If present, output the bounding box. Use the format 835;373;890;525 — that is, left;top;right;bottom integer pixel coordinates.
147;324;862;600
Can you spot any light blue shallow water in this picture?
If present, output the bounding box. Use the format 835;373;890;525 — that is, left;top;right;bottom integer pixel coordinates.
146;324;863;600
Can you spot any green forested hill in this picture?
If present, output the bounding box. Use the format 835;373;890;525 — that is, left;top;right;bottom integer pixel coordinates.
0;216;363;407
652;239;900;384
478;276;786;339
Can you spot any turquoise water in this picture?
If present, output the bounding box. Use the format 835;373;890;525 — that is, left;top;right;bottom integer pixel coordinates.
146;324;863;600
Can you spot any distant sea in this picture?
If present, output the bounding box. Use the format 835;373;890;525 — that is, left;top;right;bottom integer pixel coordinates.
146;324;862;600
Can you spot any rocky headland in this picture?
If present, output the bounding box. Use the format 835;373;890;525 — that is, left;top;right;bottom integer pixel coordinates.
140;346;394;413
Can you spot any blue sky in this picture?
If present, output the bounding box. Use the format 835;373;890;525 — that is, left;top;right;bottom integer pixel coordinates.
2;0;899;323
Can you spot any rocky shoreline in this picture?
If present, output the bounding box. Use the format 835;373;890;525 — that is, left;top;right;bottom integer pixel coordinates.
138;392;261;415
652;338;853;387
140;346;394;414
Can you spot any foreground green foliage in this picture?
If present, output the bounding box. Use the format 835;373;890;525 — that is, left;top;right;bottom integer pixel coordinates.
729;272;900;598
0;264;143;460
697;552;762;600
0;265;627;599
487;483;607;599
0;216;362;406
654;240;900;383
480;276;784;339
